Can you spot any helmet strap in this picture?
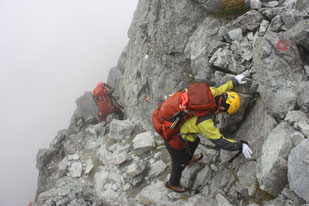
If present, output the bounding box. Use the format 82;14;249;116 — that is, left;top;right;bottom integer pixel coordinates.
215;96;223;114
214;93;228;114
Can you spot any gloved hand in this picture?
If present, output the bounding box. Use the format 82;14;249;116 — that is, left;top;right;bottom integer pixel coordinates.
235;74;247;84
240;140;252;159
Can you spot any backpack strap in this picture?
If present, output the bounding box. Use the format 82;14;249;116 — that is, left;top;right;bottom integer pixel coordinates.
179;133;197;156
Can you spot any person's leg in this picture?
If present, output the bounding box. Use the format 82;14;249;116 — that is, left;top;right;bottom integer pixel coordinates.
114;107;124;120
164;141;186;187
187;136;200;159
185;136;203;166
97;112;107;122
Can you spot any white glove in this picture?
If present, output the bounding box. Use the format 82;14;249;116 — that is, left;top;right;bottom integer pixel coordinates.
242;143;252;159
235;74;247;84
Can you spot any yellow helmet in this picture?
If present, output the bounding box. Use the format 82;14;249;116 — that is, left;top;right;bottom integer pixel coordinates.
225;91;240;114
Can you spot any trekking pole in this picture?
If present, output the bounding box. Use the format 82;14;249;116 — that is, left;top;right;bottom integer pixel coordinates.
195;150;241;194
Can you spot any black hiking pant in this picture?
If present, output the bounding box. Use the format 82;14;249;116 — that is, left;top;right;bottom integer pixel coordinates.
164;136;200;186
114;107;124;120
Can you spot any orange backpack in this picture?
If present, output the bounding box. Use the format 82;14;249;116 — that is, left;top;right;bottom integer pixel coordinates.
152;82;216;150
93;87;115;115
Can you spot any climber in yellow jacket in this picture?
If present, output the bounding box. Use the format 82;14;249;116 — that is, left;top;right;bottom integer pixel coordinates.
164;74;253;193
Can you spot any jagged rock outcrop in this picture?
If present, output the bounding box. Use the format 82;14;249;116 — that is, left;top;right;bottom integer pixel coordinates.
33;0;309;205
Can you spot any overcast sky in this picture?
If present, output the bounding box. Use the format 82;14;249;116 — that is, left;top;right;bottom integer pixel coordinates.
0;0;138;205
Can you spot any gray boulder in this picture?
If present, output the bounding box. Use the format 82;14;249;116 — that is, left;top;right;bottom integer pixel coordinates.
237;161;257;196
269;15;284;32
108;119;135;140
260;7;287;20
284;110;308;124
262;1;279;8
289;20;309;52
133;131;155;153
290;131;305;146
135;181;171;205
228;28;243;42
288;139;309;202
253;31;305;119
148;160;167;178
227;10;266;32
210;48;246;74
297;121;309;137
250;0;263;10
256;122;294;196
69;161;82;178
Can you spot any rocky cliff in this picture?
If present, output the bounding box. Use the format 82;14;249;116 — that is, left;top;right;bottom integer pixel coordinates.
33;0;309;205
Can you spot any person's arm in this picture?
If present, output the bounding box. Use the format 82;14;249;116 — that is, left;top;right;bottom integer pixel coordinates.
197;116;252;158
210;80;235;98
210;74;246;98
104;83;114;94
197;116;241;151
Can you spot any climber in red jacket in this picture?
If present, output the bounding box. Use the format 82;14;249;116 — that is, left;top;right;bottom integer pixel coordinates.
93;82;124;122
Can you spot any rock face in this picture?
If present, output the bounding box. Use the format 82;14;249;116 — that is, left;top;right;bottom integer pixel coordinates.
256;122;294;195
288;139;309;202
33;0;309;205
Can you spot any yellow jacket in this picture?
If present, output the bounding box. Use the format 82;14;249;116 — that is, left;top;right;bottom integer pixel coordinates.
180;79;241;151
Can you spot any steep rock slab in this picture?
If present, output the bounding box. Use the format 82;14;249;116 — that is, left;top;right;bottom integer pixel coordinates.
288;139;309;202
121;0;207;126
184;15;223;81
253;31;305;119
256;122;294;196
107;66;125;104
231;98;278;158
74;91;98;121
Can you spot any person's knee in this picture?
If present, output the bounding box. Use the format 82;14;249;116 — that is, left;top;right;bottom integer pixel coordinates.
172;161;186;172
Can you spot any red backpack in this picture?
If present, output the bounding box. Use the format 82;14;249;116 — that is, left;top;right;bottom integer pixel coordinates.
152;82;216;150
93;87;115;115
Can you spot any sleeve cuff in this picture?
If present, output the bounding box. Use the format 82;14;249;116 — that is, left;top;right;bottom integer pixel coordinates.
232;78;239;87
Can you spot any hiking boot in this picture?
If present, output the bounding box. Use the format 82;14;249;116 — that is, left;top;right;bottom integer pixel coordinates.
165;181;186;193
186;153;203;167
